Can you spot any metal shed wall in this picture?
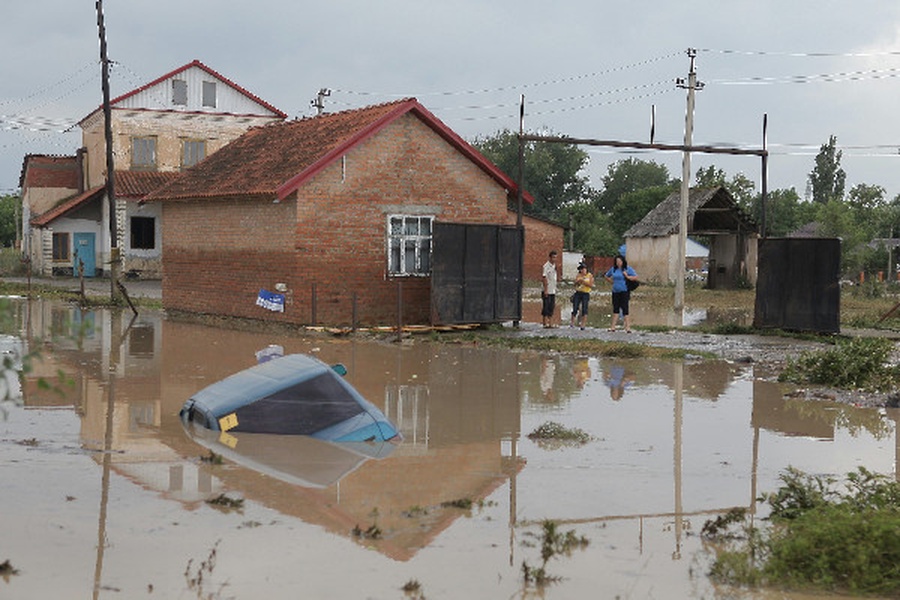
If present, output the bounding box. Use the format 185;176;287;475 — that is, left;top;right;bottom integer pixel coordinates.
431;222;523;325
753;238;841;333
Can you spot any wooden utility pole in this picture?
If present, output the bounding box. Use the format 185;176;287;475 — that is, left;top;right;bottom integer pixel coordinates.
675;48;703;312
96;0;119;301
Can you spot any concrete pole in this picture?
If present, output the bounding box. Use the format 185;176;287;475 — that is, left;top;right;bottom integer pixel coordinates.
676;49;701;312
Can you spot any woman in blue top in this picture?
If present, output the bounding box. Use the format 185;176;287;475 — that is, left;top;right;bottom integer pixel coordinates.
604;254;638;332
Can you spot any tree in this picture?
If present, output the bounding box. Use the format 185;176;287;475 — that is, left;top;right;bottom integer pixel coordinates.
750;188;814;238
597;158;671;212
568;201;619;256
695;165;755;212
808;135;846;204
472;129;593;220
609;185;673;238
0;194;19;247
847;183;885;214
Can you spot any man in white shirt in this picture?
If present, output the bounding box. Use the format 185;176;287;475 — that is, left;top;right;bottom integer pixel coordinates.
541;250;559;328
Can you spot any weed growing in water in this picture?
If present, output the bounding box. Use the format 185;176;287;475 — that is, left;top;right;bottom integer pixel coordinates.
779;336;900;391
205;494;244;512
200;451;223;465
401;578;426;599
521;520;589;587
184;540;229;599
351;523;382;539
440;498;473;510
705;467;900;596
0;559;19;581
527;421;593;448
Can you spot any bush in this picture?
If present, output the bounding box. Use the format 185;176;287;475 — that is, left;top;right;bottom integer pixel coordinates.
0;248;26;276
778;336;899;391
706;467;900;596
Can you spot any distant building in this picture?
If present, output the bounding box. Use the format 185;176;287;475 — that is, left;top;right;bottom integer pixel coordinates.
624;186;757;289
21;60;286;278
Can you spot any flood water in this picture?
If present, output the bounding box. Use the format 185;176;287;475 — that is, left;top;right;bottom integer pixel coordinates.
1;296;898;599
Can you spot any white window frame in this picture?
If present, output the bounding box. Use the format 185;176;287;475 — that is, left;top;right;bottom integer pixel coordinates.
387;215;433;276
172;79;187;105
202;81;217;108
131;136;157;169
181;139;206;168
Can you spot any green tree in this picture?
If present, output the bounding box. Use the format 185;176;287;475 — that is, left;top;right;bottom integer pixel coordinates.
597;158;671;212
808;135;846;204
472;129;593;220
0;194;19;247
695;165;755;211
567;201;619;256
751;188;815;237
609;185;673;238
847;183;885;214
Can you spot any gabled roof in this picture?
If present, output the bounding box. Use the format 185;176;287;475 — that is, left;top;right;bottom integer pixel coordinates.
145;98;533;204
31;186;105;227
79;59;287;125
624;186;757;238
115;171;181;199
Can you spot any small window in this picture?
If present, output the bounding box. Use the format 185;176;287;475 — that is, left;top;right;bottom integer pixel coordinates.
202;81;217;108
182;139;206;168
52;232;70;261
131;137;157;169
172;79;187;105
387;215;432;275
130;216;155;250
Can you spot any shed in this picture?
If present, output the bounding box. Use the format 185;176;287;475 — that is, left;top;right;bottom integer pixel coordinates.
144;98;532;326
624;186;758;288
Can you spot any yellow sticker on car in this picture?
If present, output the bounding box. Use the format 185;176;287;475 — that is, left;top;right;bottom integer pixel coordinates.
218;413;238;431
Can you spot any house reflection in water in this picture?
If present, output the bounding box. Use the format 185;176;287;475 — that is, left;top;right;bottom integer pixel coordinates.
16;301;523;561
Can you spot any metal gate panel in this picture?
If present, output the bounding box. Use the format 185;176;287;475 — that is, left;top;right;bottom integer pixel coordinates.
431;222;523;325
753;238;840;333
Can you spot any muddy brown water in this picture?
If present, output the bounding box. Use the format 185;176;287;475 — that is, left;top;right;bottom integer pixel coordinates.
1;297;897;599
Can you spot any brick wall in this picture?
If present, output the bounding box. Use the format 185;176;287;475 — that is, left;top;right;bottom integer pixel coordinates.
504;212;564;282
161;113;512;326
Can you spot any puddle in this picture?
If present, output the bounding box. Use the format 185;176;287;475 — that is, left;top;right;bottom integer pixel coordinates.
0;298;897;599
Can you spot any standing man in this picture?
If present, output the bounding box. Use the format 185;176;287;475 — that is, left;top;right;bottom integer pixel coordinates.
541;250;559;328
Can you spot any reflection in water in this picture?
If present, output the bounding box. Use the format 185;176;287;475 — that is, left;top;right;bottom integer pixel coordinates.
4;297;899;599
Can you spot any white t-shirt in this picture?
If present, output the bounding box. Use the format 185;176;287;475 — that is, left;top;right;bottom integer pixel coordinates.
542;260;558;295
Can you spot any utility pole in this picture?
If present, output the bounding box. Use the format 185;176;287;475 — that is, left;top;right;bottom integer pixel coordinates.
96;0;119;301
675;48;703;312
311;88;331;116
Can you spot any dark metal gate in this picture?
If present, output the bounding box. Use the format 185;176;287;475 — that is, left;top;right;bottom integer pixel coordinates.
753;238;841;333
431;222;523;325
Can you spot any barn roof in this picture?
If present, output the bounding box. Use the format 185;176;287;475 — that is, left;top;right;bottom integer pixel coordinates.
143;98;533;204
624;186;757;238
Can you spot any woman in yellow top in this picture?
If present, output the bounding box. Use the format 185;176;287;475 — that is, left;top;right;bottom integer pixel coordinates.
570;263;594;330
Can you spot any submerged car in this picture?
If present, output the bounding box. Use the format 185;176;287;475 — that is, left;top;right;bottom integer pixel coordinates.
180;353;400;443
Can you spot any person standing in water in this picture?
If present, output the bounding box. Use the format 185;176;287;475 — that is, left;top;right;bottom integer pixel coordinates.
604;254;638;332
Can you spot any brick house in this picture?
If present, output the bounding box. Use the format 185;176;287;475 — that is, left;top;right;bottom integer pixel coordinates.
145;98;534;326
21;60;285;278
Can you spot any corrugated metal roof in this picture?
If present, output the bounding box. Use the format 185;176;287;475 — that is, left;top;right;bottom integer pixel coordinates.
624;186;757;238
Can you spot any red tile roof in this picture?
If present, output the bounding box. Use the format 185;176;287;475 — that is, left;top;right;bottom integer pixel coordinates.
31;186;105;227
145;98;532;204
115;170;181;198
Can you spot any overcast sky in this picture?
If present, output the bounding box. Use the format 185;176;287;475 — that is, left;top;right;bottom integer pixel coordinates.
3;1;900;203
